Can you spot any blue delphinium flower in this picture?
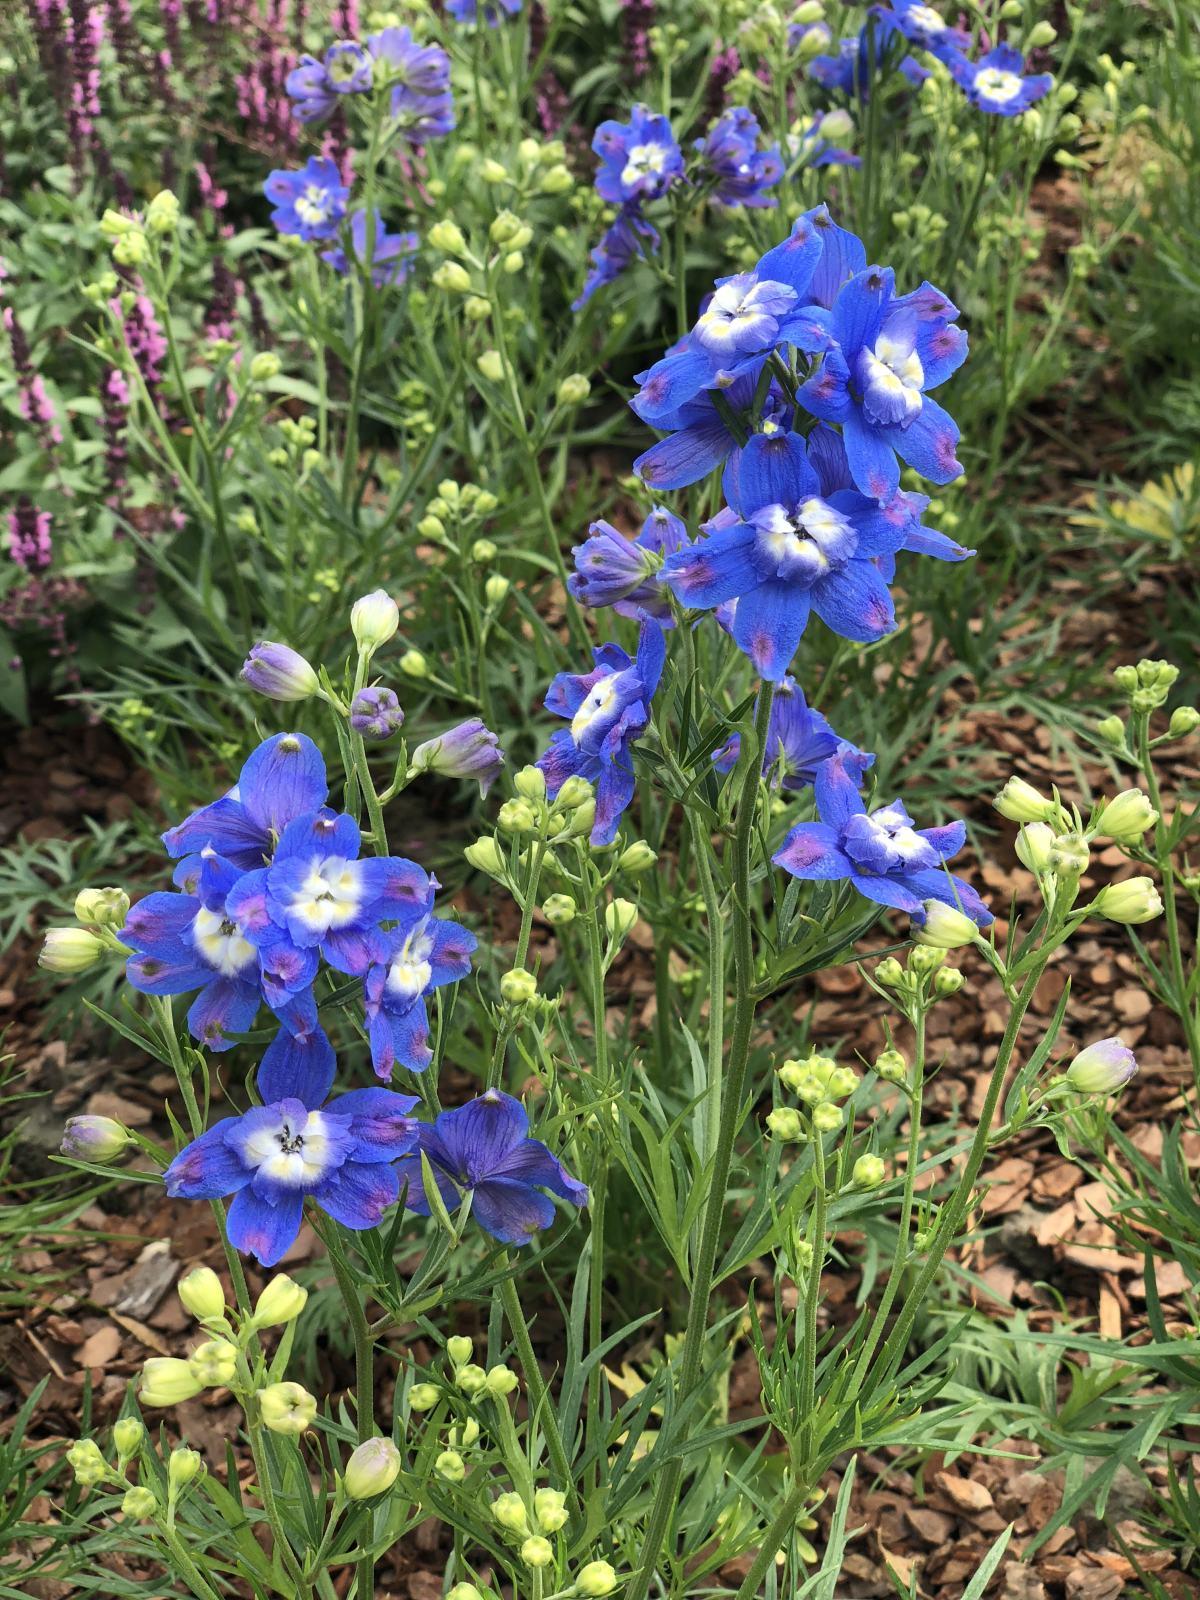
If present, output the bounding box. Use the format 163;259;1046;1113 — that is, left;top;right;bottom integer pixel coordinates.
536;621;666;845
810;26;928;95
287;39;373;122
573;207;660;310
662;429;916;678
322;211;419;286
350;686;405;740
360;905;478;1077
165;1047;418;1265
773;746;992;926
447;0;521;22
263;157;350;242
163;732;328;873
695;107;783;208
874;1;968;59
568;505;689;621
712;675;857;790
592;105;684;205
949;44;1053;115
797;266;968;499
367;27;455;141
396;1089;587;1246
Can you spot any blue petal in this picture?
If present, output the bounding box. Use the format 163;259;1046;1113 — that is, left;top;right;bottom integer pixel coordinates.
471;1178;557;1246
630;346;718;427
917;820;967;860
882;396;962;484
805;203;868;309
239;733;329;839
662;519;757;608
727;431;815;518
848;871;925;915
164;1119;251;1199
810;560;896;643
426;917;478;987
796;347;850;422
162;796;266;871
187;978;261;1053
814;747;872;829
491;1137;588;1205
227;1186;304;1266
126;950;211;997
536;728;588;798
433;1090;528;1180
592;758;636;847
915;320;968;389
842;408;900;498
753;210;823;298
731;579;810;681
805;424;852;496
360;856;435;919
315;1160;400;1228
334;1087;419;1159
830;266;893;359
394;1150;461;1216
273;809;359;866
634;417;735;491
635;618;667;699
257;1025;336;1109
121;892;199;957
906;867;993;927
225;869;274;939
368;996;431;1078
772;822;854;880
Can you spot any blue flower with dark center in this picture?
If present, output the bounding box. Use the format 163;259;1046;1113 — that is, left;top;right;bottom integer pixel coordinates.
162;732;328;874
536;621;666;845
397;1089;587;1246
948;44;1053;116
797;265;968;499
712;675;858;790
165;1043;418;1265
592;105;684;205
773;747;992;925
263;157;350;242
359;903;478;1077
695;107;783;209
573;207;660;310
322;211;419;287
367;26;455;141
662;429;914;679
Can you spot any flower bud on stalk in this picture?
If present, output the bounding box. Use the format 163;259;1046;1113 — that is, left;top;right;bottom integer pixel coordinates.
1049;832;1089;878
67;1439;107;1485
554;775;593;810
122;1486;158;1520
410;719;504;796
521;1536;555;1569
1015;821;1055;874
932;967;964;997
874;1049;907;1083
188;1338;239;1387
447;1586;484;1600
455;1361;489;1394
408;1382;441;1411
875;957;905;986
241;642;319;702
485;575;510;605
436;1449;466;1482
604;898;638;940
811;1102;843;1133
74;886;130;927
350;686;405;740
1168;706;1200;738
484;1364;519;1397
515;766;547;803
1091;877;1163;924
400;649;428;678
168;1447;205;1490
557;374;591;405
1095;789;1158;843
113;1418;143;1460
994;777;1057;823
766;1107;803;1140
465;836;505;876
498;799;537;835
618;841;656;874
492;1491;529;1532
177;1266;226;1323
249;351;280;383
60;1114;132;1162
576;1560;620;1596
542;893;576;925
344;1438;402;1499
351;589;400;652
250;1272;308;1327
1096;715;1125;746
1066;1037;1138;1094
139;1358;205;1407
40;928;106;974
852;1154;886;1189
534;1488;568;1531
500;968;538;1004
914;901;978;949
259;1382;318;1435
446;1335;473;1367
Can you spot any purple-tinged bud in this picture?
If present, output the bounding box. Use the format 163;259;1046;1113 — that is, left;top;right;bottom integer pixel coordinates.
410;718;504;796
241;642;319;702
568;521;658;609
1066;1037;1138;1095
61;1115;133;1163
350;686;405;740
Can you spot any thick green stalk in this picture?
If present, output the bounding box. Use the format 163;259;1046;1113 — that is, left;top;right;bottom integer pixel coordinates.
580;864;611;1490
731;1477;810;1600
623;683;775;1600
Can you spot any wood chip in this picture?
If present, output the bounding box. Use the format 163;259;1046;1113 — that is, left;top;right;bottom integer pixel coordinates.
935;1471;995;1512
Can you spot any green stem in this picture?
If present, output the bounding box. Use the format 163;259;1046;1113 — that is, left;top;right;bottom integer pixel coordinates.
580;861;611;1492
799;1127;827;1469
623;683;775;1600
1137;715;1200;1079
158;1521;228;1600
732;1477;811;1600
498;1269;577;1508
324;1231;376;1600
489;838;549;1088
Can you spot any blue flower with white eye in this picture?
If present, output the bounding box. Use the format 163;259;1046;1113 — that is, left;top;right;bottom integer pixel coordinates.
568;504;689;621
536;621;666;846
164;1039;418;1266
322;210;419;287
712;675;858;790
163;733;328;873
447;0;520;23
662;428;916;679
397;1089;587;1247
573;207;660;310
367;26;455;141
263;157;350;242
797;265;968;499
874;0;969;59
592;105;684;205
359;900;478;1078
286;40;374;122
773;747;992;926
948;44;1052;116
695;107;783;209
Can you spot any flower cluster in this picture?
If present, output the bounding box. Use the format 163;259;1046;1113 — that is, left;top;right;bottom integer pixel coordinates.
695;107;783;208
285;27;454;141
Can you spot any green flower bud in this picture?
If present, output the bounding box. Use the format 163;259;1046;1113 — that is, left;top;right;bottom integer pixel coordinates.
1015;821;1055;874
617;841;656;874
485;574;510;605
576;1559;619;1596
74;886;130;927
542;893;576;925
39;927;105;974
67;1438;107;1485
480;159;509;183
502;251;525;274
1091;877;1163;924
914;902;978;949
474;490;499;514
1066;1037;1137;1095
932;967;964;997
1025;20;1056;47
534;1487;568;1532
498;799;537;836
875;957;905;986
450;1418;480;1448
455;1362;489;1395
873;1049;907;1083
447;1586;484;1600
824;1066;859;1099
251;1273;308;1328
513;765;546;803
539;163;574;194
492;1491;529;1532
344;1438;402;1499
464;295;492;321
484;1364;519;1398
1168;706;1200;739
112;1418;143;1460
994;777;1056;823
1095;789;1158;844
188;1338;238;1388
400;649;428;678
1050;832;1090;878
259;1382;317;1436
433;262;472;293
446;1335;474;1367
566;799;596;839
472;537;499;562
811;1101;842;1133
122;1486;159;1520
907;945;944;975
408;1382;441;1412
430;221;468;255
351;589;400;652
500;968;538;1004
113;230;149;266
766;1107;803;1141
1112;664;1139;694
168;1447;205;1490
521;1536;555;1568
436;1449;466;1482
139;1358;204;1408
604;898;638;940
60;1115;132;1163
465;836;505;876
477;350;505;382
146;189;181;234
177;1267;226;1323
554;774;593;810
249;352;281;383
557;374;591;406
852;1154;886;1189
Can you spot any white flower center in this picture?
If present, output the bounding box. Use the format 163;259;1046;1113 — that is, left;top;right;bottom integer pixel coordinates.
906;5;946;34
386;921;434;1003
864;807;929;864
295;186;331;225
243;1109;333;1187
621;142;667;187
976;68;1023;103
191;907;256;977
288;856;364;935
571;676;620;742
754;498;855;582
